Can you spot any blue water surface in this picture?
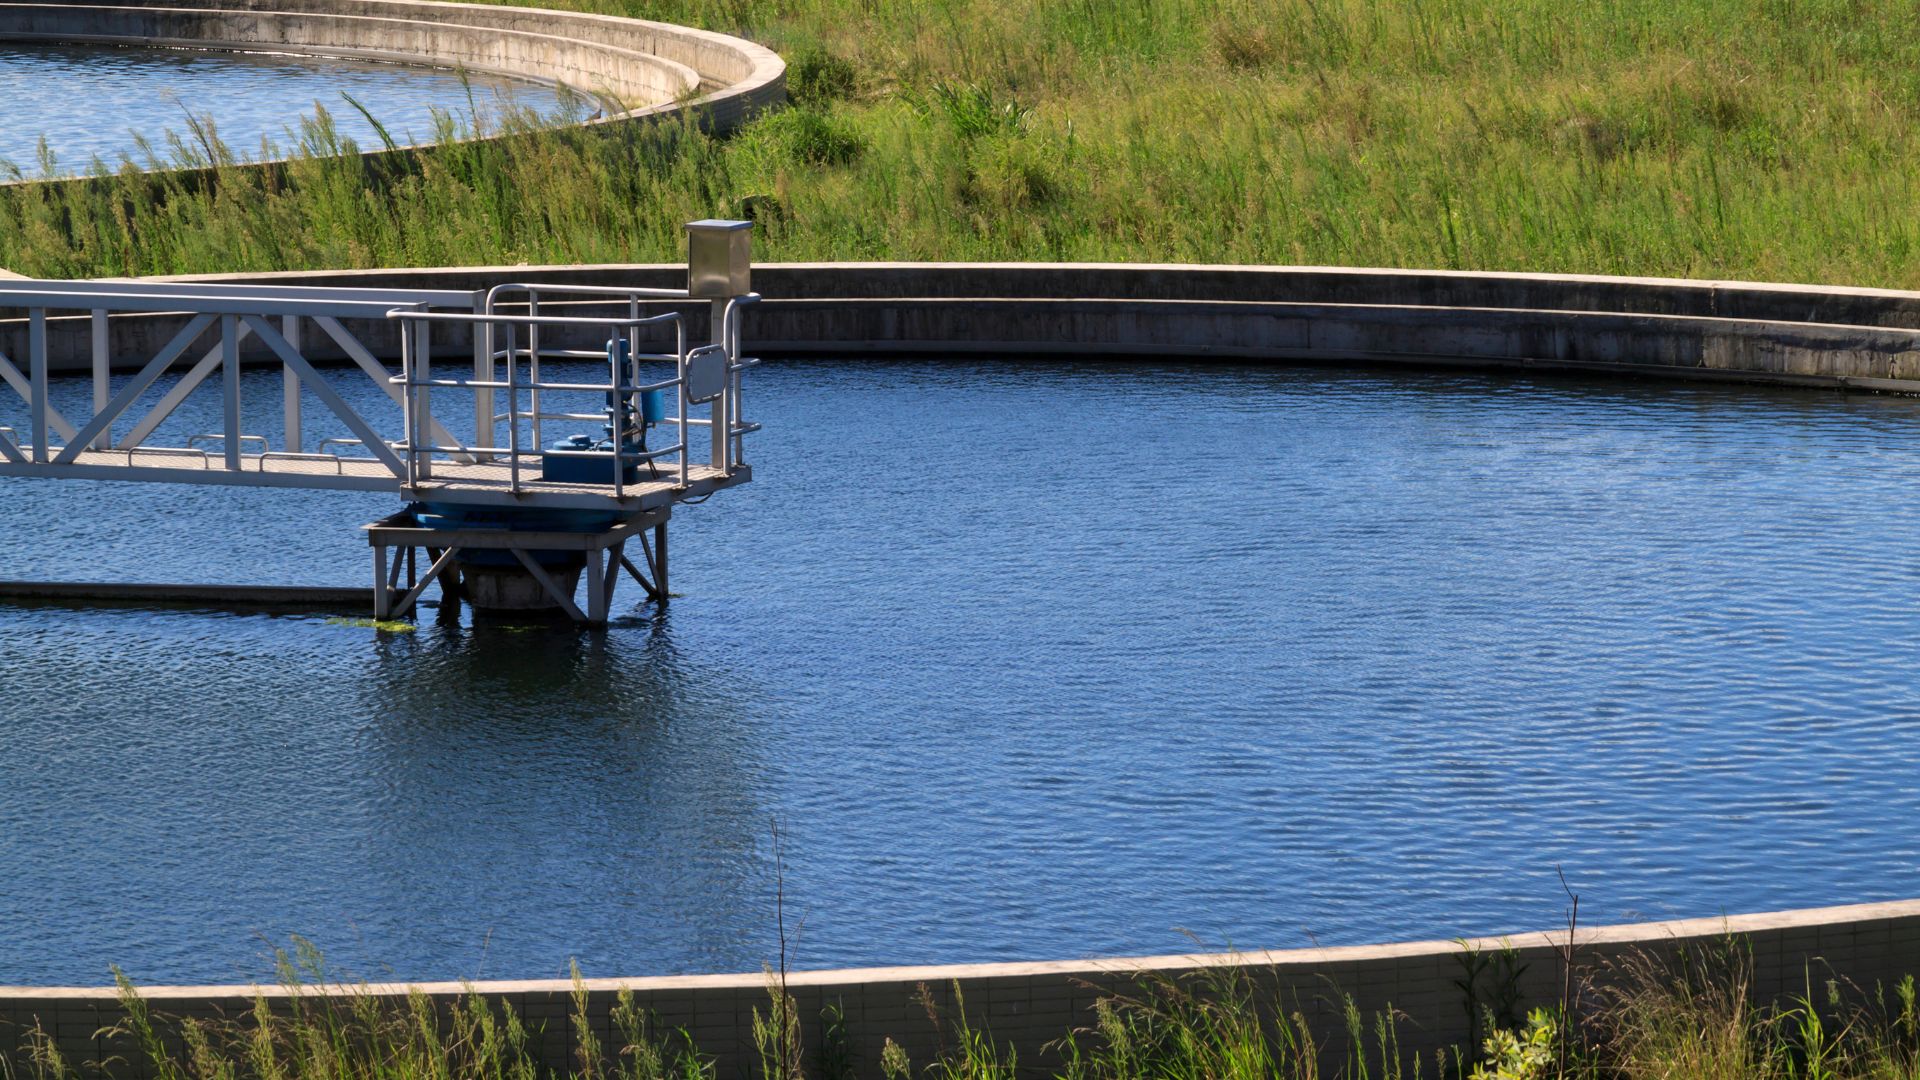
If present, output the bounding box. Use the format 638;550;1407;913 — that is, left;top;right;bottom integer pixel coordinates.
0;358;1917;986
0;44;550;176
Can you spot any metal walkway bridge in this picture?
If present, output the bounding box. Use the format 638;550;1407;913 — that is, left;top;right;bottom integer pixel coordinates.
0;221;761;623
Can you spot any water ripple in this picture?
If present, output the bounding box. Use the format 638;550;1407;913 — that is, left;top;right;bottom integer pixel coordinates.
2;360;1920;985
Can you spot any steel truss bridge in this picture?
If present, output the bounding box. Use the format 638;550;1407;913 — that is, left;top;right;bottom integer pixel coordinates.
0;260;760;624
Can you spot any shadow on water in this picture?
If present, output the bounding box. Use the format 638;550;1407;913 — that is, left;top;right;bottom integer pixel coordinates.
334;609;781;978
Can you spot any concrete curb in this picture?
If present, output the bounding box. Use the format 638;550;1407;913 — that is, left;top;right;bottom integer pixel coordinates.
4;898;1917;1078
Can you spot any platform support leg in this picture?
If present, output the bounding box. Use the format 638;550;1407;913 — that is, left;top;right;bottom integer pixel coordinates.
372;545;391;619
585;549;608;625
654;521;668;598
602;543;621;615
438;557;462;603
626;524;668;604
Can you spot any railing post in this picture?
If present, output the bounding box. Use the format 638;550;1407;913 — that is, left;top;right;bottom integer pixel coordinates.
729;300;746;468
687;320;695;486
399;319;415;486
472;291;492;458
28;308;47;463
282;314;302;453
220;314;241;470
528;290;542;450
710;298;728;473
90;309;110;450
414;319;433;480
505;322;520;494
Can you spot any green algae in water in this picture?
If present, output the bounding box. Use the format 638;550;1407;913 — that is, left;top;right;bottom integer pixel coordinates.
324;616;415;632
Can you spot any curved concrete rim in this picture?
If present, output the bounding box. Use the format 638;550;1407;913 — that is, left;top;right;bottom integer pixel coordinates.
0;0;784;175
2;898;1916;1080
85;260;1920;394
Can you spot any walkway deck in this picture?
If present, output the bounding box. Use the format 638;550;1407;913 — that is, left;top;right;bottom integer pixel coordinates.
1;450;749;511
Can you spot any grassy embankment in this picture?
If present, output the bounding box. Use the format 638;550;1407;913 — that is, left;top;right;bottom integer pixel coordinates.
4;0;1920;286
9;940;1920;1080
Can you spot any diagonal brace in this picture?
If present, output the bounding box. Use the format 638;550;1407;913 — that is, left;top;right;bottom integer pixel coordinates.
0;348;77;442
58;313;215;464
242;315;406;477
115;319;248;450
390;546;461;618
313;315;470;461
510;548;587;622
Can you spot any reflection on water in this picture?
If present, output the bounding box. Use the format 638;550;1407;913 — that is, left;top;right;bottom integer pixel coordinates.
353;616;772;978
0;44;550;175
3;358;1920;985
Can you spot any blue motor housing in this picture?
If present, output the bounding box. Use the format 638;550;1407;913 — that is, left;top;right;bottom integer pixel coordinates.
536;335;656;486
541;433;641;485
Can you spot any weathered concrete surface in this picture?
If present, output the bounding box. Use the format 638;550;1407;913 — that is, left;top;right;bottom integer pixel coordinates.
10;264;1920;393
0;0;784;170
4;899;1917;1080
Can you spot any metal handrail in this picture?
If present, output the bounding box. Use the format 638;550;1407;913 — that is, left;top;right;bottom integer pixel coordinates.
186;433;269;454
391;376;683;394
259;450;347;475
124;445;212;468
389;306;697;494
492;347;682;363
394;309;683;329
722;295;761;468
484;282;694;309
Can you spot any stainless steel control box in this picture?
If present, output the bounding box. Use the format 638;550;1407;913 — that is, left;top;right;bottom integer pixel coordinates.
686;219;753;298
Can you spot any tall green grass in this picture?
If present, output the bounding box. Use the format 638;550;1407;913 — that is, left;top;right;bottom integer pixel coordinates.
11;940;1920;1080
7;0;1920;285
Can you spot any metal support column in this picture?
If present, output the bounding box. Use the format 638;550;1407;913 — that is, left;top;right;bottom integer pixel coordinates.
28;308;47;463
90;309;110;449
372;545;390;619
585;548;608;624
220;314;241;470
654;521;668;597
282;314;301;452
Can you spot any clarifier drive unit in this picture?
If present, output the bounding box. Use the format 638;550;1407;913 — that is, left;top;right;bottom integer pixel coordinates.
0;220;763;626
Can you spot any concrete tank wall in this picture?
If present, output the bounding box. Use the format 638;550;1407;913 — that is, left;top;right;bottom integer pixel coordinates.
3;899;1917;1080
8;264;1920;394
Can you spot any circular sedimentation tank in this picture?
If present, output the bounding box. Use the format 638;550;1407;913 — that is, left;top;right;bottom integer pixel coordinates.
0;0;785;172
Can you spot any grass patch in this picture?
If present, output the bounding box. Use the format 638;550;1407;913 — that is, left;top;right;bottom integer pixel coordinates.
11;939;1920;1080
6;0;1920;285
